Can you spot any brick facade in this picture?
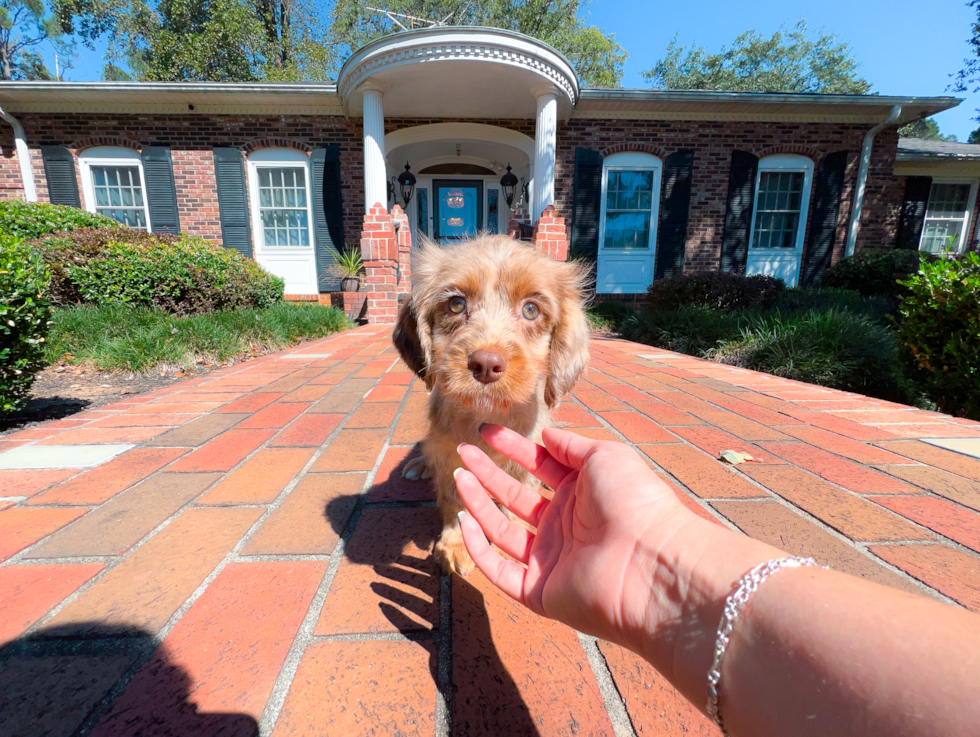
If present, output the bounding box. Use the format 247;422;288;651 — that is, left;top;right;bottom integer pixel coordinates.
0;112;957;290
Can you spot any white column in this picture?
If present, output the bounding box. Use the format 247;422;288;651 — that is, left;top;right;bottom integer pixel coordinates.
532;87;558;219
362;87;387;212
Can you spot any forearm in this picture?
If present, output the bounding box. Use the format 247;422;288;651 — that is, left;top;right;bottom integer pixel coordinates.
632;515;980;737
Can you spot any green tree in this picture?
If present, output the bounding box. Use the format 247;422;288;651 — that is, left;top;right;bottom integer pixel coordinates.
898;118;957;142
643;21;870;94
0;0;71;79
57;0;337;81
955;0;980;123
330;0;626;87
969;127;980;144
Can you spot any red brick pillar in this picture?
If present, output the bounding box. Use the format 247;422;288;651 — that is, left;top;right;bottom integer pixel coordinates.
531;205;569;261
360;203;398;324
391;204;412;300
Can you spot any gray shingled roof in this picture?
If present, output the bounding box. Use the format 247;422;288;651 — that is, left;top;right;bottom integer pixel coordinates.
898;137;980;159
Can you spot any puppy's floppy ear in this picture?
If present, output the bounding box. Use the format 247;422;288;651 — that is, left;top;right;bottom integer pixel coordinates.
393;297;434;389
545;262;591;409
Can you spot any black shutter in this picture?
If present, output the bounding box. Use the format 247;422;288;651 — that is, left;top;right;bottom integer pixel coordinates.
570;148;603;263
896;176;932;250
40;145;80;208
800;151;848;287
720;150;759;274
312;145;344;292
212;147;252;257
141;146;180;234
655;149;694;279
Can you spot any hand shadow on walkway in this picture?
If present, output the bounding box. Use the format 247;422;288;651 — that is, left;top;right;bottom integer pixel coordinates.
0;623;258;737
323;444;541;736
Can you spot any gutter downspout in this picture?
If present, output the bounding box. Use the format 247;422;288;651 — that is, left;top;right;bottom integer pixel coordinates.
844;104;901;257
0;106;37;202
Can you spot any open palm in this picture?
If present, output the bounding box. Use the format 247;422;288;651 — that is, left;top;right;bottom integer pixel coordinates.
455;424;693;646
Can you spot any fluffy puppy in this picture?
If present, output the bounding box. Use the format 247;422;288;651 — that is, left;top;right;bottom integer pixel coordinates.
393;234;590;575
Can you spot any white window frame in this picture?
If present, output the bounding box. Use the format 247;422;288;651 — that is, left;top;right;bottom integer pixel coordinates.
78;146;151;231
597;152;663;253
919;178;978;255
747;154;814;254
246;148;316;253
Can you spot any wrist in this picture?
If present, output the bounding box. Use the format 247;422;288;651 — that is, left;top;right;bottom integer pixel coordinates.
629;513;781;708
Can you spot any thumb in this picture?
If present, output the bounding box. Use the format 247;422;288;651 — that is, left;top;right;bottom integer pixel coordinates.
540;427;603;471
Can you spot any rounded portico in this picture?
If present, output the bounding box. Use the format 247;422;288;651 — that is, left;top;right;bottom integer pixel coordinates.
338;26;579;228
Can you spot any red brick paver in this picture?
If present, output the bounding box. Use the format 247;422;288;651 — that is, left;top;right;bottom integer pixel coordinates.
2;325;977;736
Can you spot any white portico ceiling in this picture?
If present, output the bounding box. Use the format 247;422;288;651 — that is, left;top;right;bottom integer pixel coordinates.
338;26;578;119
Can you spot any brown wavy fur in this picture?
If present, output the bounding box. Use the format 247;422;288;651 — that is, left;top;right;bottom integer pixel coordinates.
393;235;590;574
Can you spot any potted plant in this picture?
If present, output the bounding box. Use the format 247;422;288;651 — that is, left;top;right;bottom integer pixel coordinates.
336;249;363;292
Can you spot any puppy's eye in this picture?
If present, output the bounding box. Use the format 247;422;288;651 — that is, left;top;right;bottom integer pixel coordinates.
521;302;540;320
448;296;466;314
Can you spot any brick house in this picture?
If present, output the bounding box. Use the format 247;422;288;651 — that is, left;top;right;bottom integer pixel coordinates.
0;26;974;322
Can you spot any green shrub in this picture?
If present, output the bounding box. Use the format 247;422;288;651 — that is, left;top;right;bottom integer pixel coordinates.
709;309;907;400
619;305;752;355
824;249;928;303
45;302;351;372
0;236;52;415
774;287;891;322
646;271;785;311
33;229;284;314
0;200;119;239
897;252;980;419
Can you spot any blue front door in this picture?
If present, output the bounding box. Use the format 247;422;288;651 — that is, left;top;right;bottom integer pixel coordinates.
434;179;483;241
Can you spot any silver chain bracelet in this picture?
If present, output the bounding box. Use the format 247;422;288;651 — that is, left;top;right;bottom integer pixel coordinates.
706;556;823;735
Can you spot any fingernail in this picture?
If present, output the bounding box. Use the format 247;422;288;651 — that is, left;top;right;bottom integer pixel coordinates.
453;467;463;480
478;423;487;433
457;510;467;523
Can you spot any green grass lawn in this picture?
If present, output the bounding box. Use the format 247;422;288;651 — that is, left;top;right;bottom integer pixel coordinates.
45;302;353;373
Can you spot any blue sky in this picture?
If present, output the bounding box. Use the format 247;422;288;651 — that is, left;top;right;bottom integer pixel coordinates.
46;0;980;140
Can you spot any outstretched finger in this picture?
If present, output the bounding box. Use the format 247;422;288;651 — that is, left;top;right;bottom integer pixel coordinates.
541;426;606;471
458;443;549;526
479;424;573;490
454;467;534;563
457;511;527;605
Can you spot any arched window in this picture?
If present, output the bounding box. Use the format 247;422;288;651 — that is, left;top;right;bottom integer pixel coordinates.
749;154;815;252
78;147;150;229
595;152;662;294
246;148;315;249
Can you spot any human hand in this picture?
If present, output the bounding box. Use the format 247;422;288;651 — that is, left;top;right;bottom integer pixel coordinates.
454;424;700;653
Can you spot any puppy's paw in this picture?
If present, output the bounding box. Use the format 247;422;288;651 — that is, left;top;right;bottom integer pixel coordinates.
402;456;432;481
433;526;474;576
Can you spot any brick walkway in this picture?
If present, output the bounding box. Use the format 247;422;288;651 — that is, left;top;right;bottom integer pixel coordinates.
2;325;980;736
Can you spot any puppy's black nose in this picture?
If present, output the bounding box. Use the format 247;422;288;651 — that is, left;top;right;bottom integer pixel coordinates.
468;350;508;384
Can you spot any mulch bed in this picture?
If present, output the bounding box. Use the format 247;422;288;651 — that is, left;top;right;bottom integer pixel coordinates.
0;364;206;435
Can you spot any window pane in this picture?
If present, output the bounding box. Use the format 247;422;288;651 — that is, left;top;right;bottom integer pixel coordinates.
255;166;312;248
417;187;428;236
487;188;499;234
91;165;147;230
751;170;805;250
603;167;655;249
920;183;971;252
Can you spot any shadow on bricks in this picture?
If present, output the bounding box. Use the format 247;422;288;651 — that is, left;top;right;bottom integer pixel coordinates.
323;453;540;735
0;623;259;736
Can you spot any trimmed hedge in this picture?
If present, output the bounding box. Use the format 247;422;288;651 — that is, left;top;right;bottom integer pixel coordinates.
824;249;927;304
898;252;980;420
647;271;785;311
33;228;284;315
0;200;119;239
0;236;52;415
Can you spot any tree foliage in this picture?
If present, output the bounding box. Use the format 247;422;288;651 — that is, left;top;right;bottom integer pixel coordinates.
643;21;870;94
898;118;958;142
330;0;626;87
955;0;980;122
0;0;72;79
56;0;337;81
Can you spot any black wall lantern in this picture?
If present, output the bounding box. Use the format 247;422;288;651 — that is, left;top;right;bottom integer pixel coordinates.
500;163;525;211
390;162;416;207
